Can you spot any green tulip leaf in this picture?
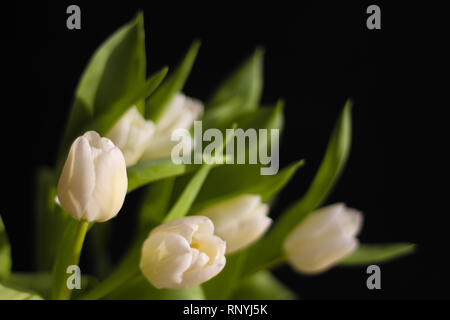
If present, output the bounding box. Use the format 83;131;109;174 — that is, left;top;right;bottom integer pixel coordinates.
89;67;167;136
0;283;43;300
61;12;146;157
339;243;416;266
202;251;247;299
146;40;201;121
190;160;304;214
103;274;205;300
243;100;352;275
127;157;192;193
34;167;68;271
137;178;176;236
231;271;297;300
2;272;98;300
204;48;263;128
0;215;11;280
163;165;212;223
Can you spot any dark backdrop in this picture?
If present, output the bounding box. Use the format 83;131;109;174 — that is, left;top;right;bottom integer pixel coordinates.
7;1;446;299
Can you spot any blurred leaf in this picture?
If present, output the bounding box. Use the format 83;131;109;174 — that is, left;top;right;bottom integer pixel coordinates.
189;101;292;212
127;157;191;193
339;243;416;266
191;160;304;213
203;251;247;299
61;12;146;157
89;67;167;136
231;271;297;300
0;283;43;300
0;215;11;280
146;40;201;121
243;100;352;275
87;222;113;278
2;272;98;300
138;178;175;236
78;246;141;300
104;274;204;300
34;167;68;271
204;48;264;128
163;165;212;222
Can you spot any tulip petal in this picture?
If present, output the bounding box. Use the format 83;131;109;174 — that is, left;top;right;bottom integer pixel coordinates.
57;136;95;220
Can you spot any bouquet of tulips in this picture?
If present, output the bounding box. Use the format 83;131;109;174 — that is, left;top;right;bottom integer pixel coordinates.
0;12;414;300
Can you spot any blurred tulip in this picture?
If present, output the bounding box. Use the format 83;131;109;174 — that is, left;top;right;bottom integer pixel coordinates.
106;106;155;166
196;195;272;254
283;203;363;274
141;93;203;160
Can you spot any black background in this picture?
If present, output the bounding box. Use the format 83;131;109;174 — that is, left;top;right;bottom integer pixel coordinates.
6;1;447;299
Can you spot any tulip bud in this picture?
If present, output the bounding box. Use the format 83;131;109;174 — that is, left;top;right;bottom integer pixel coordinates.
196;195;272;254
283;203;363;274
141;93;203;161
106;106;155;166
57;131;128;222
139;216;226;289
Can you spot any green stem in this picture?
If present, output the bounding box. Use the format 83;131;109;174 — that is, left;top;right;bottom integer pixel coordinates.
243;254;286;277
50;218;89;300
78;245;141;300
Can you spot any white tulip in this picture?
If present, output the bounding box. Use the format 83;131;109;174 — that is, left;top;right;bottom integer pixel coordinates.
57;131;128;223
196;195;272;254
141;93;203;161
106;106;155;166
283;203;363;274
139;216;226;289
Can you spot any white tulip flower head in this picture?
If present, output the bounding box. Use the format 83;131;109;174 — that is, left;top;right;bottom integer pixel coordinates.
106;106;155;166
57;131;128;222
139;216;226;289
196;194;272;254
283;203;363;274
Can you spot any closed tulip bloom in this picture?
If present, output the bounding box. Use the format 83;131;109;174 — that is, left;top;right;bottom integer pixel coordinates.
140;216;226;289
57;131;128;222
141;93;203;161
283;203;363;274
106;106;155;166
196;195;272;254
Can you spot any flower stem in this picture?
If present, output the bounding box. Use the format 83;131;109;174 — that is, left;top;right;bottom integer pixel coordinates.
50;218;89;300
78;244;141;300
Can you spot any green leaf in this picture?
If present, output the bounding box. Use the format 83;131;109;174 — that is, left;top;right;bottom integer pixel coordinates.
203;251;247;299
57;67;167;170
0;215;11;280
339;243;416;266
163;165;212;223
34;167;68;271
205;48;264;128
137;178;175;236
2;272;98;300
0;283;43;300
127;157;191;193
103;274;205;300
231;271;297;300
89;67;168;136
61;12;146;157
179;101;289;212
146;40;201;121
190;160;304;213
243;100;352;275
